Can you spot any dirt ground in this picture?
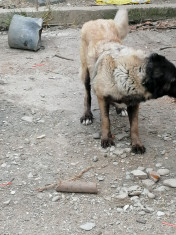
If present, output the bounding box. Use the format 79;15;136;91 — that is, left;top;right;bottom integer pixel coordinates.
0;22;176;234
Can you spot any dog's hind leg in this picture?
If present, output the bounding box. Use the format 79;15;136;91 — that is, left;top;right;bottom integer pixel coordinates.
80;67;93;125
127;104;146;154
98;97;115;148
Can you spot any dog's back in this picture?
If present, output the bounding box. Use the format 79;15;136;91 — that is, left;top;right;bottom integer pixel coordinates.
80;9;128;78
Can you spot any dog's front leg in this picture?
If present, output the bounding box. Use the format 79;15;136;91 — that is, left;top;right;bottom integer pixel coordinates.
98;97;115;148
127;104;146;154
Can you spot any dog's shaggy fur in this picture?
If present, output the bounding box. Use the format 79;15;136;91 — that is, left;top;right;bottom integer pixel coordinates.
80;9;176;154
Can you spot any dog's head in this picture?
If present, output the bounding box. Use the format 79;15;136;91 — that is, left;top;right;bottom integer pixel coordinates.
143;53;176;98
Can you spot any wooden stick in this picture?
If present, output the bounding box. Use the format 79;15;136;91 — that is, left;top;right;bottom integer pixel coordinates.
56;181;98;194
55;54;74;61
160;46;176;51
68;166;94;181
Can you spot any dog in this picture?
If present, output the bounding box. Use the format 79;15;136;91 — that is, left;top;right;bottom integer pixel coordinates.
80;9;176;154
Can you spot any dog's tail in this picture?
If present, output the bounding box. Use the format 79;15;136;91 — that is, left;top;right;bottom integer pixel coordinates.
114;9;128;40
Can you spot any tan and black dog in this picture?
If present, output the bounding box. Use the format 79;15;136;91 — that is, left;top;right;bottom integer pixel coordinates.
80;9;176;154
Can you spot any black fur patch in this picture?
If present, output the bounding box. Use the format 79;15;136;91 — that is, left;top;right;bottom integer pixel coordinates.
144;53;176;98
105;94;146;107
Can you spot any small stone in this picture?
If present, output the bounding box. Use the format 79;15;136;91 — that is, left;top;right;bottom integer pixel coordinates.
131;170;148;179
127;185;142;196
142;179;155;190
80;222;95;231
123;204;129;211
3;199;11;205
21;116;33;123
28;172;33;178
113;162;118;166
138;211;146;216
124;148;131;153
163;179;176;188
149;171;160;182
93;133;100;139
157;169;170;176
37;134;46;139
137;166;145;171
113;193;131;207
154;186;169;192
160;150;166;155
52;196;60;202
116;208;123;213
143;207;154;213
93;156;98;162
147;192;155;199
157;211;165;217
97;176;104;181
116;133;129;140
1;163;7;168
110;146;115;152
120;153;127;159
116;220;121;225
113;148;124;156
146;168;153;174
155;163;162;168
104;153;108;158
10;191;16;195
136;219;146;224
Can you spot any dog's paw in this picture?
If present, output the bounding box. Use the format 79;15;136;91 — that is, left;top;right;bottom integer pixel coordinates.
115;107;128;117
121;110;128;117
101;137;115;148
131;145;146;154
80;112;93;125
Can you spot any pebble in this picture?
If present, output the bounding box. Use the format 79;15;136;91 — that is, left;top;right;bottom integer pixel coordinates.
157;169;170;176
1;163;7;168
80;222;95;231
28;172;33;178
163;179;176;188
142;179;155;190
160;150;166;155
10;191;16;195
149;171;160;182
116;208;123;213
146;168;153;174
128;185;142;196
137;166;145;171
93;133;100;139
154;186;169;192
3;199;11;205
136;219;146;224
21;116;33;123
157;211;165;217
93;156;98;162
123;204;129;211
124;148;131;153
147;192;155;199
52;195;60;202
120;153;127;159
155;163;162;168
116;133;129;140
131;169;148;179
113;148;124;156
97;176;104;181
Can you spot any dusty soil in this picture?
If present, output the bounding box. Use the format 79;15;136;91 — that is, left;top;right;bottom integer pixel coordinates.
0;0;175;9
0;23;176;234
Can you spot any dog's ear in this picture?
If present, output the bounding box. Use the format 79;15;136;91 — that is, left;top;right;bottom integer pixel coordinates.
146;53;164;80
